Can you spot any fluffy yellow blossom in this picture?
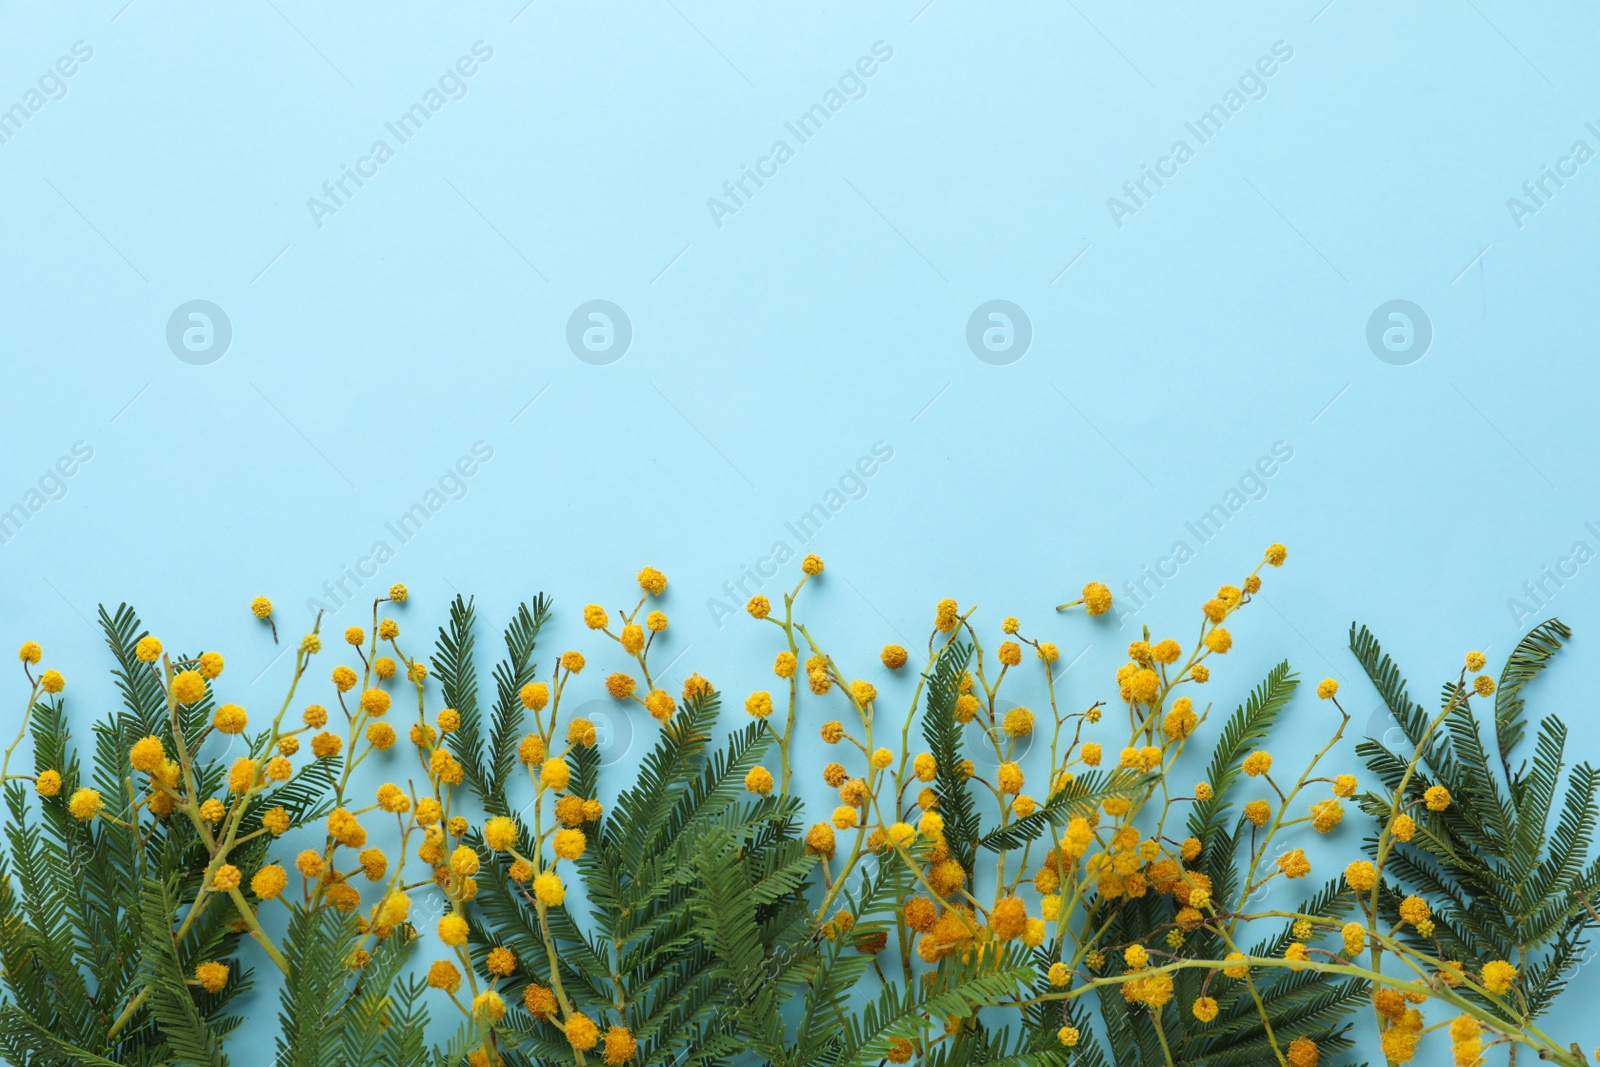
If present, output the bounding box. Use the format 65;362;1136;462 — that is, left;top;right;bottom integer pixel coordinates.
484;816;518;851
644;689;675;722
364;721;395;750
1311;798;1344;833
637;566;668;595
534;871;565;906
1391;814;1416;842
1286;1037;1318;1067
1163;701;1199;741
540;758;571;792
553;829;587;860
1242;751;1272;777
480;946;515;977
603;1026;638;1065
566;1012;600;1051
1449;1016;1481;1067
438;913;469;946
746;595;771;619
252;865;288;900
1473;675;1496;696
171;670;206;704
1057;1026;1080;1047
1342;922;1365;956
745;766;774;794
1082;583;1112;615
212;703;248;735
745;691;774;718
18;641;42;664
568;718;598;747
1466;651;1486;671
68;787;103;821
1192;996;1218;1022
520;682;549;711
620;624;645;654
1344;859;1377;891
583;604;609;629
1478;953;1516;998
1332;774;1357;797
522;982;557;1018
472;990;505;1022
129;736;165;774
1424;785;1451;811
806;822;837;859
1244;799;1271;826
427;959;461;991
196;961;229;993
1316;678;1339;699
327;808;367;848
1003;706;1035;737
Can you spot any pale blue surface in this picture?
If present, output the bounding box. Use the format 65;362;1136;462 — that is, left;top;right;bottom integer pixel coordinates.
4;1;1600;1061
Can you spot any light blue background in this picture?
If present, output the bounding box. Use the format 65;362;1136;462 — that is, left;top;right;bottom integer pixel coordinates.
4;1;1600;1061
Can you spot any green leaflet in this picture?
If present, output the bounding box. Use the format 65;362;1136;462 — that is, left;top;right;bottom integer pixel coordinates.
1352;619;1598;1022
